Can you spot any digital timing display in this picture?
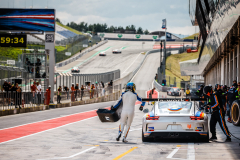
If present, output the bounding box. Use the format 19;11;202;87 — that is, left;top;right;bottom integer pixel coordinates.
0;34;27;47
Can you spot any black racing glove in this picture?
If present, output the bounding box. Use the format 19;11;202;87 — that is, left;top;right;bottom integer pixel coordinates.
139;106;143;111
111;105;116;110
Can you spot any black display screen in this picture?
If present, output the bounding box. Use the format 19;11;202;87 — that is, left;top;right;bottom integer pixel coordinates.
0;34;27;47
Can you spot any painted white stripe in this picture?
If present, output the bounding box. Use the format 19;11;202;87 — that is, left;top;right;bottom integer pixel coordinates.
166;147;180;159
166;143;195;160
187;143;195;160
37;147;96;160
122;52;142;73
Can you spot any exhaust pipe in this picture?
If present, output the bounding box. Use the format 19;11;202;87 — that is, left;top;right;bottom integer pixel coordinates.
175;133;179;137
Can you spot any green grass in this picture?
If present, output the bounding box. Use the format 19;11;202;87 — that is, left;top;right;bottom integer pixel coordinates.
56;22;83;35
165;50;200;86
55;46;66;52
183;33;199;39
0;47;22;60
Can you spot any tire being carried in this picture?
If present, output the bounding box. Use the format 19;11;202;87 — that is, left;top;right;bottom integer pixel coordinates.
231;100;240;126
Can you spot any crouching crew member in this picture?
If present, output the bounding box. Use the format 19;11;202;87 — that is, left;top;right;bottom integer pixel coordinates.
203;86;231;142
111;82;145;143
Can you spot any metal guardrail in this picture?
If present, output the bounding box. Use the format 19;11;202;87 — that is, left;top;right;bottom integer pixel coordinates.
56;40;108;68
55;69;121;92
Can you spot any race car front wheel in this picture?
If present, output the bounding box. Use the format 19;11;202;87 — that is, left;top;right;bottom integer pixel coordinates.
231;100;240;126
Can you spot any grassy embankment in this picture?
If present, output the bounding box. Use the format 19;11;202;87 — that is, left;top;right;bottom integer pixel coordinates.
56;22;82;35
183;33;199;39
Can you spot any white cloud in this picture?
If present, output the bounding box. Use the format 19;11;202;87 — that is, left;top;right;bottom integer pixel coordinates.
170;5;176;9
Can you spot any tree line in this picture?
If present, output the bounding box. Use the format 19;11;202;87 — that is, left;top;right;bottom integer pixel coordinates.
56;18;149;34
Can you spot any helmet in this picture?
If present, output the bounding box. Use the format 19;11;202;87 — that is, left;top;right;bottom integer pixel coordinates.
215;84;219;88
232;83;238;89
203;86;212;96
126;82;136;92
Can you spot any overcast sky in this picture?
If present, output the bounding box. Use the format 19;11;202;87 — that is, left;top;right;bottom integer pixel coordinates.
0;0;199;36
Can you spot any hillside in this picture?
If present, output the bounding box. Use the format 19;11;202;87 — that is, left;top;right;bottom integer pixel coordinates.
183;33;199;39
165;50;200;87
56;22;83;35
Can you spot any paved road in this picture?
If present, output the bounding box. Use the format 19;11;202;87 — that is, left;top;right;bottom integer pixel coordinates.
56;40;155;77
0;42;240;160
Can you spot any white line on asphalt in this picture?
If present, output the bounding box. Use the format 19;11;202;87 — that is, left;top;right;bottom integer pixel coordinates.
122;52;142;73
187;143;195;160
0;116;97;145
166;147;180;159
38;147;96;160
166;143;195;160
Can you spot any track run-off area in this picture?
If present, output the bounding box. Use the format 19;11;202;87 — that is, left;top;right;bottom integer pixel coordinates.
0;40;240;160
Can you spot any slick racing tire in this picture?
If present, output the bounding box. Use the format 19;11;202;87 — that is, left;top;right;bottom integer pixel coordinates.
231;100;240;126
142;130;154;142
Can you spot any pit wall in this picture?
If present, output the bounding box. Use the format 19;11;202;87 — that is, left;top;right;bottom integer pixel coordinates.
0;91;120;117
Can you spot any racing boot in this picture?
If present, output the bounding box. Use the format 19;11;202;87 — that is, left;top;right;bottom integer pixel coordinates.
209;136;217;141
225;137;231;142
122;136;128;143
116;132;122;141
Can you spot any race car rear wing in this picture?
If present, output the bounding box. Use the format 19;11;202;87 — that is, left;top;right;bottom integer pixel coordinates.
141;98;207;101
141;98;208;116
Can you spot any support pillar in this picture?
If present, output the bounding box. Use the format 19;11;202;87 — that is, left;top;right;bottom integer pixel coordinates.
45;32;55;103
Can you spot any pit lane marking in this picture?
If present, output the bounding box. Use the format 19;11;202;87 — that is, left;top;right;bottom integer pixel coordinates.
113;147;138;160
38;146;97;160
166;143;195;160
122;52;142;74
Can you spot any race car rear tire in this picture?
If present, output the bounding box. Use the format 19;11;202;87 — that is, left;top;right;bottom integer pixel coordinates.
142;130;154;142
231;100;240;126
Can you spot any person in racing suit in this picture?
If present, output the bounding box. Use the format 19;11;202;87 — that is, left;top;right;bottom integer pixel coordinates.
203;86;231;142
111;82;145;143
196;84;204;110
227;83;239;123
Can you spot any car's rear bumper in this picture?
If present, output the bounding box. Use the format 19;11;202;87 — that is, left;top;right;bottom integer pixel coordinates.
144;131;208;139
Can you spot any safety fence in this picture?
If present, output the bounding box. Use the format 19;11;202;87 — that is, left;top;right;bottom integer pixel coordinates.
56;40;108;68
0;86;119;111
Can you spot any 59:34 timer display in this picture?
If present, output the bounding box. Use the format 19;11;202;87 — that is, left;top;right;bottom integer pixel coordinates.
0;34;27;47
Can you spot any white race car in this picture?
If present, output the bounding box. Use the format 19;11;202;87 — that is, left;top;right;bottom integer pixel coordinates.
71;67;80;73
112;49;121;54
99;52;106;56
142;101;209;142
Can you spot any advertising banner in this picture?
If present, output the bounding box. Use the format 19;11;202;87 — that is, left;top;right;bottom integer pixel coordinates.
98;33;159;40
0;9;55;32
162;19;166;29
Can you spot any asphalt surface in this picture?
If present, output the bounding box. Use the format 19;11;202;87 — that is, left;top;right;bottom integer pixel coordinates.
0;41;240;160
56;40;155;77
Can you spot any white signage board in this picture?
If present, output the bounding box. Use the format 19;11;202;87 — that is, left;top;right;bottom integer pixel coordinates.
83;44;88;47
7;60;15;65
65;52;71;56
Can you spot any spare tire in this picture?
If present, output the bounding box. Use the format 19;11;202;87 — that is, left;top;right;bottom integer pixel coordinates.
231;100;240;126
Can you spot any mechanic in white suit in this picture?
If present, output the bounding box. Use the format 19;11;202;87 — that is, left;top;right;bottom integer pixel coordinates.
111;82;145;143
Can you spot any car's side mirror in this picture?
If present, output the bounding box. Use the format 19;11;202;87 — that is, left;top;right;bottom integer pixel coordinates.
143;108;149;113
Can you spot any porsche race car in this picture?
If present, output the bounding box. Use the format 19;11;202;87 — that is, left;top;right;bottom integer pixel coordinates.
112;49;122;54
142;100;209;142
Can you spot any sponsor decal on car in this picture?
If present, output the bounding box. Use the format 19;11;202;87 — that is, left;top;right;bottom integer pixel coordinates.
168;108;182;112
144;132;151;136
187;124;192;129
198;132;208;136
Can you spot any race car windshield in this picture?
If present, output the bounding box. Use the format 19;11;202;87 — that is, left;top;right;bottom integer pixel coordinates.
157;102;192;115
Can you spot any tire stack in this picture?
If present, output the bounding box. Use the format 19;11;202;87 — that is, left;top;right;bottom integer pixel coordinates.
231;100;240;126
